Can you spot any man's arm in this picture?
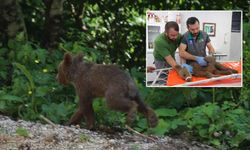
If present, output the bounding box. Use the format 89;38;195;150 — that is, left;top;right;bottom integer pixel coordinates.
179;43;196;61
165;54;193;81
164;55;177;67
179;43;207;66
206;42;215;55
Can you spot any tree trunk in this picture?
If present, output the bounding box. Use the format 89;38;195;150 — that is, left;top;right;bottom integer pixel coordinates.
0;0;27;46
71;0;87;31
41;0;64;50
0;0;27;86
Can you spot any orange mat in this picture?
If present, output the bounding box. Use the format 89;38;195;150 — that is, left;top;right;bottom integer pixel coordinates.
166;62;242;86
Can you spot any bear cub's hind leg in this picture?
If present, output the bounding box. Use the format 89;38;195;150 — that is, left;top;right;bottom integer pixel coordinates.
105;90;138;126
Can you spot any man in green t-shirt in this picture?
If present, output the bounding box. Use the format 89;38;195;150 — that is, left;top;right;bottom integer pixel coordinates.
153;21;181;69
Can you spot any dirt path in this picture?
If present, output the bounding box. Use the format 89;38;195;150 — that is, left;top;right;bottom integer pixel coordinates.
0;115;215;150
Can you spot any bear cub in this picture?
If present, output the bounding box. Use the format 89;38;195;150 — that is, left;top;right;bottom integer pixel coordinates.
190;56;238;78
57;52;158;129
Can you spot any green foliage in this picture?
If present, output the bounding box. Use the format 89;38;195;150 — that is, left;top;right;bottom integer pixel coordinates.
41;102;75;124
93;99;126;127
16;127;29;137
13;62;35;91
79;133;90;142
135;102;250;149
0;47;9;80
130;144;141;150
184;102;250;149
0;36;75;122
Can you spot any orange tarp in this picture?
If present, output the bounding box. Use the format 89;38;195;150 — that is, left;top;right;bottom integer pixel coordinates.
166;62;242;86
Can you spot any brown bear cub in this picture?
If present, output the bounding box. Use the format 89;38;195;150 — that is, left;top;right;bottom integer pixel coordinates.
190;56;238;78
57;52;158;129
174;65;192;82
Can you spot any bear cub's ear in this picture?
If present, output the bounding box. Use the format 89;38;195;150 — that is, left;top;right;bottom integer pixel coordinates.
75;52;83;62
64;52;72;65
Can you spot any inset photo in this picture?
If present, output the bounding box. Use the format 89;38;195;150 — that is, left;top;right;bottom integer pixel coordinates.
146;11;242;87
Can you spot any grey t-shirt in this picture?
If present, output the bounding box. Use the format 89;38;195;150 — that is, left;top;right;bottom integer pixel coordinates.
181;31;211;64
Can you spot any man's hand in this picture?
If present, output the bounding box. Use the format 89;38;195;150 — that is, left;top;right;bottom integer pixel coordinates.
195;56;207;66
181;63;193;74
209;51;216;57
147;66;156;73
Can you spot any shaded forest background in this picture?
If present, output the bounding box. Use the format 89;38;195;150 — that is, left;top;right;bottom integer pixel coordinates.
0;0;250;149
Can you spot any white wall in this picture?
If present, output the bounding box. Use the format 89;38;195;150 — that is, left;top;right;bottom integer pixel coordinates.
229;32;241;61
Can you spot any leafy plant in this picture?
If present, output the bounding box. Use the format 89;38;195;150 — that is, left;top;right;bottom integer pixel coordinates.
16;127;29;137
135;101;250;149
79;133;90;142
93;99;126;127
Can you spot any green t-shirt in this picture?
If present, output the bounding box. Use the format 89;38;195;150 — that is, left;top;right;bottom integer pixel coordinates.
153;33;181;61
